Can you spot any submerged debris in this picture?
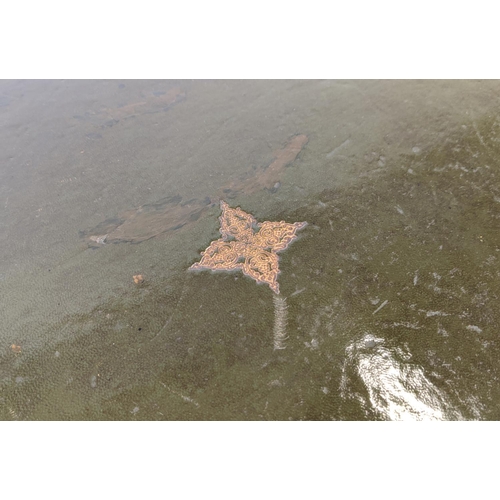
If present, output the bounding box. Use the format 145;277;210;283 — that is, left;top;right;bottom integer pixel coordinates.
133;275;145;284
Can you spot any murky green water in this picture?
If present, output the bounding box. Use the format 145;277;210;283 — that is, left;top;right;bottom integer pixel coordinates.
1;80;500;420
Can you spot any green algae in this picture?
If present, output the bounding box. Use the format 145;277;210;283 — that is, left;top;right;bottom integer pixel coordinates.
2;112;500;420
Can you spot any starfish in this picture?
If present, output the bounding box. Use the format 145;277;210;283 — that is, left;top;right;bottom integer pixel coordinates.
189;201;306;294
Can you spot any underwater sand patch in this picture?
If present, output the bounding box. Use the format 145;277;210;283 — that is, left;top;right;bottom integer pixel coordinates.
102;86;186;122
76;87;186;128
221;134;308;197
80;195;209;245
81;134;308;246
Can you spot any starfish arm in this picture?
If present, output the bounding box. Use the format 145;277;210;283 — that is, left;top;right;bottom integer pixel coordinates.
219;200;256;243
253;220;307;252
242;249;281;294
189;239;246;271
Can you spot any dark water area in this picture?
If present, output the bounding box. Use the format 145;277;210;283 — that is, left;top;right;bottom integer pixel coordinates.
1;80;500;420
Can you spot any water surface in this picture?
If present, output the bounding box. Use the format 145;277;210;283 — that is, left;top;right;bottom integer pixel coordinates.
1;80;499;420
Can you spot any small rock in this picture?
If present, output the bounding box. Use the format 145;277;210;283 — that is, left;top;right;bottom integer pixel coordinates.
89;234;107;245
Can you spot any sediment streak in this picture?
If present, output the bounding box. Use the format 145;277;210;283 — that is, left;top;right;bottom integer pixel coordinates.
273;295;288;350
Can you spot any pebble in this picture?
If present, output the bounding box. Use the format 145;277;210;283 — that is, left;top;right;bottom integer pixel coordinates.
412;147;421;154
271;181;281;193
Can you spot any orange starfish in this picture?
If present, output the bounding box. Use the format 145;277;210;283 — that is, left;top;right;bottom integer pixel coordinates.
189;201;306;294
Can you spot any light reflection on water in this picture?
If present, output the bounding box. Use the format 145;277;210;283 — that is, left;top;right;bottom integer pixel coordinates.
341;334;463;421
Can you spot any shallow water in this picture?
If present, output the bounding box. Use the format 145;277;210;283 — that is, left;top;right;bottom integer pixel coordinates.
1;80;500;420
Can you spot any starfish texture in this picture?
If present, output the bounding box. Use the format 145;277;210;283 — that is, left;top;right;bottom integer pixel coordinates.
190;201;306;294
